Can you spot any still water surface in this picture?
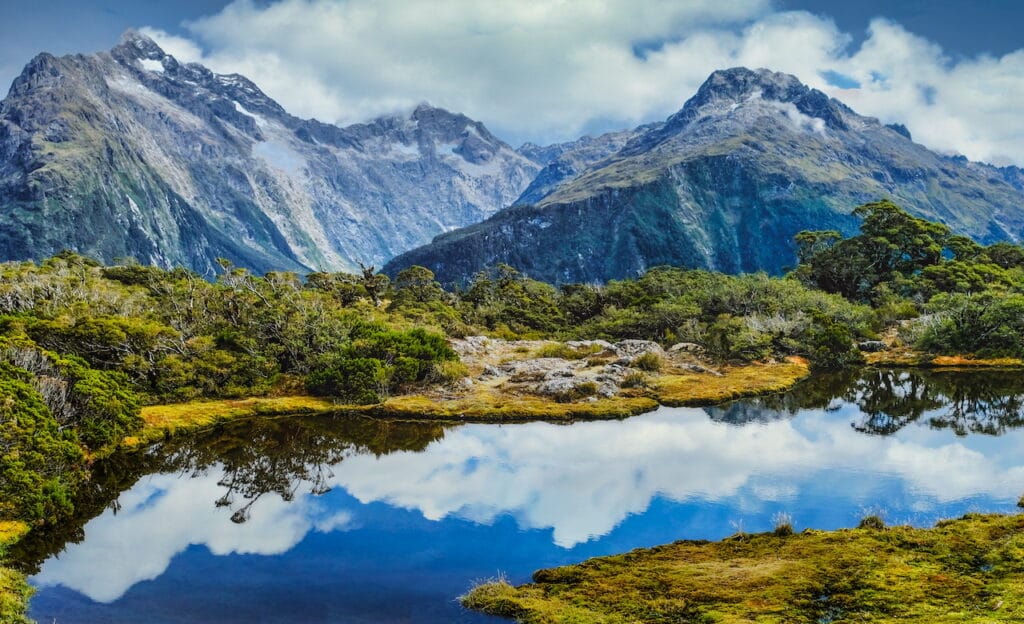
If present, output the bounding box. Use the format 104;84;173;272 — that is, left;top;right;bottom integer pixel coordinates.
18;369;1024;622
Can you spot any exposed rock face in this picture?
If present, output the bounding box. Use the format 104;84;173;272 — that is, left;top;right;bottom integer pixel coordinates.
450;336;676;400
386;67;1024;285
0;31;540;274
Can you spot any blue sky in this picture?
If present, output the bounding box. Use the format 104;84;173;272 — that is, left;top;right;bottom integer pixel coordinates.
1;1;1022;164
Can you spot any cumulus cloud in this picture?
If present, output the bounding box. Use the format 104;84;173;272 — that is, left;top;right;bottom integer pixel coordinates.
138;1;1024;165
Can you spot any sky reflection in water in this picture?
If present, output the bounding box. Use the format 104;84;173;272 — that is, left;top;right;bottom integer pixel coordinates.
26;370;1024;623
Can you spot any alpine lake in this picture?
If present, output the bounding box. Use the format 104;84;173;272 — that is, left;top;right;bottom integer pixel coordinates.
12;368;1024;623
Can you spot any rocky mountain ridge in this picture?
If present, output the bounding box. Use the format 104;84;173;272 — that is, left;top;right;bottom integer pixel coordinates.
385;68;1024;284
0;31;539;274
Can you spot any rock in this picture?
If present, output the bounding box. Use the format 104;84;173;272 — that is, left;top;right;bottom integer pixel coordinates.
452;335;494;357
500;358;583;382
534;375;618;399
681;363;723;376
612;340;666;358
456;377;474;390
858;340;887;353
668;342;704;354
565;339;615;354
479;364;502;379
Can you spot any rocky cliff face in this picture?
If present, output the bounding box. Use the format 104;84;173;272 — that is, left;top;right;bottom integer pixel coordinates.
385;68;1024;284
0;31;539;274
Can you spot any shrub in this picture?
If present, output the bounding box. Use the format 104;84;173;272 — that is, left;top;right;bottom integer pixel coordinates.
802;313;865;371
772;512;794;536
705;315;773;362
307;357;386;404
0;362;87;524
306;324;458;401
858;515;885;530
429;360;469;385
553;381;599;403
631;352;664;372
621;372;649;388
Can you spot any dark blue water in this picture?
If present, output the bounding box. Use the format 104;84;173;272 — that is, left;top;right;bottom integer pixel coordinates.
22;369;1024;622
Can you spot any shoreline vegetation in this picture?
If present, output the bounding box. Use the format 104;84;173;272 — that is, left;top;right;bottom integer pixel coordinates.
8;200;1024;620
462;513;1024;623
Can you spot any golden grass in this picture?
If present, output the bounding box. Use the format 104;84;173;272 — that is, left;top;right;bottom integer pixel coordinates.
0;522;28;549
653;359;810;407
463;513;1024;624
867;352;1024;368
380;389;658;421
123;396;339;450
930;355;1024;367
0;521;31;624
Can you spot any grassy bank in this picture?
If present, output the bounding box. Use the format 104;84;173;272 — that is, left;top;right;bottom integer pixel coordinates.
0;521;31;624
463;513;1024;623
121;396;340;451
866;351;1024;368
120;360;810;450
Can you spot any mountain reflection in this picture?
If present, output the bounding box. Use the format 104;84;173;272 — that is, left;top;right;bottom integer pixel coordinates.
24;369;1024;606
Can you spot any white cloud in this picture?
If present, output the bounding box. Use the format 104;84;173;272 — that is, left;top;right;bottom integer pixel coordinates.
31;468;352;603
138;2;1024;165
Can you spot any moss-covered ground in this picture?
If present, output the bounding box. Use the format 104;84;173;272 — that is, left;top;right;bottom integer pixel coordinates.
463;513;1024;624
0;521;31;624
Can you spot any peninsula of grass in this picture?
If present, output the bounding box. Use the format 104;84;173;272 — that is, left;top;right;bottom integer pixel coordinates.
654;358;810;406
121;359;808;450
463;513;1024;624
118;396;340;451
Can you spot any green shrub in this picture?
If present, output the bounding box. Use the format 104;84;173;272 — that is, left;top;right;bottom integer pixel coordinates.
631;352;664;372
62;361;142;450
306;324;457;401
858;515;885;530
0;362;86;524
553;381;599;403
802;313;865;371
705;315;773;362
430;360;469;385
307;357;386;404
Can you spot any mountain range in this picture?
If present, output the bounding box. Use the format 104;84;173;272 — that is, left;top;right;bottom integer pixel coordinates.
0;31;537;275
386;68;1024;284
1;34;1023;282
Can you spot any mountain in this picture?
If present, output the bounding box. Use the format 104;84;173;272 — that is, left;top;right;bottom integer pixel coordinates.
514;127;655;205
385;68;1024;285
0;31;539;274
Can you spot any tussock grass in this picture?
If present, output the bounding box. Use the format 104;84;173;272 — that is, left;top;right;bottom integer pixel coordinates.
463;513;1024;623
533;342;603;360
654;359;810;406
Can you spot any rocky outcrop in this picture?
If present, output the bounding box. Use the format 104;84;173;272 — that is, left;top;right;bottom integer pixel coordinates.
451;336;693;401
